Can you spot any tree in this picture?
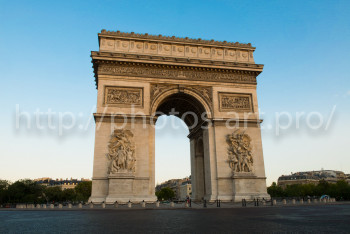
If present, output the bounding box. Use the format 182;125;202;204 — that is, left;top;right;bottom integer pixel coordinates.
75;181;92;202
44;186;63;203
7;179;44;203
155;187;175;201
0;180;10;204
267;182;284;197
62;189;76;202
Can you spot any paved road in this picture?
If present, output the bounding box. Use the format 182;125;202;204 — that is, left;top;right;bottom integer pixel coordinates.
1;204;350;233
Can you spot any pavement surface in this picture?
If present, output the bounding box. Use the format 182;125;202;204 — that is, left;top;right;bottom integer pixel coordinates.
1;204;350;233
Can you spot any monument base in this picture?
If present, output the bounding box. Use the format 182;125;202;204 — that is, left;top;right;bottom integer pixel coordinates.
89;173;157;204
231;174;270;202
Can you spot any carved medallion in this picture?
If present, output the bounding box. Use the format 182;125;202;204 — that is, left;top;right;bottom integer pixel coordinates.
227;130;253;173
104;86;143;107
219;92;253;112
106;129;136;174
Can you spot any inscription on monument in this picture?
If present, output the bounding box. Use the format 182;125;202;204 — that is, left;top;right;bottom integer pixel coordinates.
104;86;143;107
219;92;253;112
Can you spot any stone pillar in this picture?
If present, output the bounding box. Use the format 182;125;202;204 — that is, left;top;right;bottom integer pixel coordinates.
50;204;54;209
170;202;174;207
142;201;146;208
36;204;41;209
307;199;311;204
78;203;82;208
42;204;47;209
114;202;118;208
300;199;304;204
58;204;63;209
89;203;94;209
282;199;287;205
273;200;277;205
156;201;160;207
68;203;72;209
102;202;106;208
292;199;296;204
128;201;132;208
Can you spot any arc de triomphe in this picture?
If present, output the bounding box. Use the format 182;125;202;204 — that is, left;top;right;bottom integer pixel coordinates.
89;30;269;203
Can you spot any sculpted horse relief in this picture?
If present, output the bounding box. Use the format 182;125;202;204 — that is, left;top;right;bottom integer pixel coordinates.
107;129;136;174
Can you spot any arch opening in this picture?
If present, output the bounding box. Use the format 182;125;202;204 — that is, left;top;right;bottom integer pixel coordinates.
154;92;208;131
154;92;208;201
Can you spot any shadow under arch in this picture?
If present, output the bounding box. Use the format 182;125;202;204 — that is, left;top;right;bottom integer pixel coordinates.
151;88;212;131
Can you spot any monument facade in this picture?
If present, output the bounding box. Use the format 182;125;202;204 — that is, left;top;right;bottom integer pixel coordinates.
89;30;270;203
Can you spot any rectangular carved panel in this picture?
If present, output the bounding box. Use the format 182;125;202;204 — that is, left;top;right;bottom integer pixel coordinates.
104;86;143;107
218;92;253;112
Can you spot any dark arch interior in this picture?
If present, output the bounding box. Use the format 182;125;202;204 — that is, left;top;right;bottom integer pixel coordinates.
155;92;207;129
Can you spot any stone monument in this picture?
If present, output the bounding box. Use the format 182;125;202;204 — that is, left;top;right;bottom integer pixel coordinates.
89;29;270;203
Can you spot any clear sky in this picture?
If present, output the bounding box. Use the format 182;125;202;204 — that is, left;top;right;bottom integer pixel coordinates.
1;0;349;185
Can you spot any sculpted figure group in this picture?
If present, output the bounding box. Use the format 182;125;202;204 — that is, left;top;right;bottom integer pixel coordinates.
227;129;254;173
107;129;136;174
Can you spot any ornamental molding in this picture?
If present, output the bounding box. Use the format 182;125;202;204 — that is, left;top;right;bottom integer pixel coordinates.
106;129;136;174
91;51;263;70
95;62;257;87
227;129;254;174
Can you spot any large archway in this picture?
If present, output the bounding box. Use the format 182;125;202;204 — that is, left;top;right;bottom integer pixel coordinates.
89;30;270;203
154;92;208;201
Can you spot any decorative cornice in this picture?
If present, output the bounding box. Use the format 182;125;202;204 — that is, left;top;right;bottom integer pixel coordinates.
91;51;263;70
100;29;253;49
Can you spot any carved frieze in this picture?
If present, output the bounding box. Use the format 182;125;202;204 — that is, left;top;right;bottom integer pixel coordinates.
107;129;136;174
227;129;253;174
104;86;143;107
99;63;257;84
219;92;253;112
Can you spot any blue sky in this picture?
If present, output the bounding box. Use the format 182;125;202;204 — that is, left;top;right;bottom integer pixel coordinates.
0;0;349;185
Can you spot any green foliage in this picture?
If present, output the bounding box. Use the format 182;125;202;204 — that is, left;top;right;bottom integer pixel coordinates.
44;186;63;202
0;179;92;205
0;180;10;204
267;180;350;200
62;189;76;201
155;187;175;201
6;179;45;203
74;181;92;202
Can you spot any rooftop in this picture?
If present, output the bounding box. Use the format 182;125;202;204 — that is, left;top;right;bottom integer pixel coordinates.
99;29;254;49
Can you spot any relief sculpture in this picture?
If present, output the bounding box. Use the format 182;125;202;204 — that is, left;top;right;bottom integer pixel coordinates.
219;93;252;112
107;129;136;174
227;129;253;173
105;86;143;106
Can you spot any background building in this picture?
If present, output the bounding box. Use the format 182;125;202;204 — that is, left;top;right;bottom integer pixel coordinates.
156;176;191;200
278;170;349;187
34;178;91;190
